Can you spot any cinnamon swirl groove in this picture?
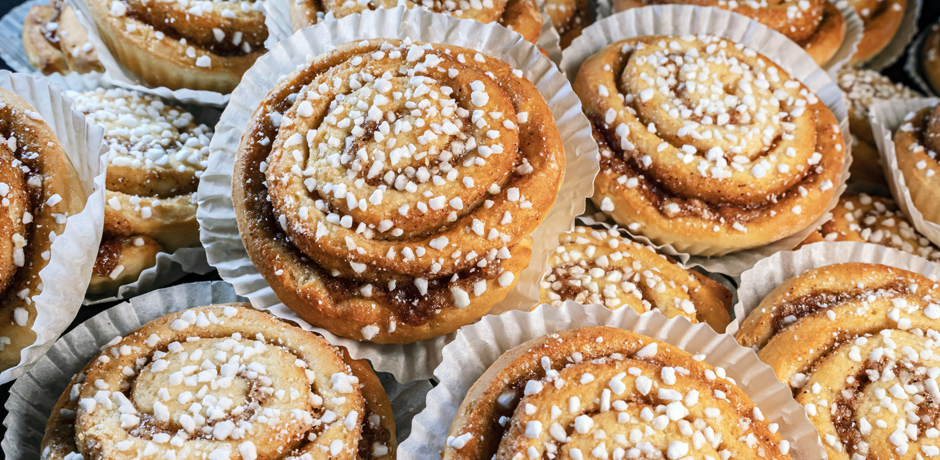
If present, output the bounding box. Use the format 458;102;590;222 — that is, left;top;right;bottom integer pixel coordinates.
576;35;846;257
737;263;940;460
41;304;397;460
233;38;566;344
445;326;792;460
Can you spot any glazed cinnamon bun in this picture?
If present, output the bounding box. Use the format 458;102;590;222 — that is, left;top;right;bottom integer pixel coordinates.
540;226;732;331
612;0;847;67
288;0;543;44
736;263;940;460
893;103;940;226
85;0;267;92
800;193;940;261
847;0;906;64
837;67;918;185
41;303;397;460
576;35;846;257
233;38;566;344
68;88;211;295
0;88;86;372
445;326;792;460
23;0;103;75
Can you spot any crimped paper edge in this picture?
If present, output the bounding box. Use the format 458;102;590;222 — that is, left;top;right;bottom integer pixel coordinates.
400;302;827;460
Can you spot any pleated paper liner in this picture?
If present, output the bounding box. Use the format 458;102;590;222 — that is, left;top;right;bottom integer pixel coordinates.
0;71;107;384
559;5;853;277
262;1;565;63
0;281;433;459
197;7;600;382
400;301;827;460
869;97;940;246
726;241;940;336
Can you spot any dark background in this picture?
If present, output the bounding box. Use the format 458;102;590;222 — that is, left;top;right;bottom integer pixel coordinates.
0;0;938;449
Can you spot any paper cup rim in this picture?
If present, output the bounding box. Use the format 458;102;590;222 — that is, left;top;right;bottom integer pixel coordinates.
400;301;826;460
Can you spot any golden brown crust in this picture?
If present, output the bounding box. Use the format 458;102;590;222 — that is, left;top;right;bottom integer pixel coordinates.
288;0;543;44
87;235;161;295
925;24;940;95
577;35;845;257
41;304;397;460
847;0;906;64
613;0;846;66
445;327;790;460
543;0;592;48
233;38;564;344
894;105;940;225
735;263;940;460
0;88;86;373
539;226;732;331
85;0;266;92
22;0;104;75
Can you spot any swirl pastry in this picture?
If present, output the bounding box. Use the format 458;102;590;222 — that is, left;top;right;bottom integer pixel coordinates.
542;0;591;48
801;193;940;260
68;88;211;295
894;103;940;226
41;303;397;460
233;38;565;344
837;67;918;185
736;263;940;460
847;0;906;64
924;24;940;95
23;0;103;75
576;35;846;257
612;0;846;67
445;326;792;460
288;0;543;44
86;0;267;92
0;89;86;372
539;226;732;331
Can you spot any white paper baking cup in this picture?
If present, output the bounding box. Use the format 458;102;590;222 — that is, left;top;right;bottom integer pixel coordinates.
197;6;599;382
906;21;938;96
858;0;922;71
868;97;940;247
62;0;231;106
0;281;433;459
0;71;107;384
400;301;827;460
725;241;940;336
559;5;852;277
262;1;565;64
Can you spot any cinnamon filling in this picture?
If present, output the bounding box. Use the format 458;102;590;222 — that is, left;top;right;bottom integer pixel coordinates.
769;281;907;334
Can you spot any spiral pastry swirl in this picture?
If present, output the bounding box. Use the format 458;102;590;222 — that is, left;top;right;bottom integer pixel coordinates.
234;38;565;344
894;104;940;227
68;88;211;295
612;1;846;67
0;88;85;372
540;227;732;331
288;0;543;44
575;35;845;257
41;304;397;460
23;0;104;76
87;0;267;92
445;326;791;460
736;263;940;460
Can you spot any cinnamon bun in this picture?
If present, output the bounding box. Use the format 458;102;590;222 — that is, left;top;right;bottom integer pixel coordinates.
924;24;940;95
612;0;847;67
847;0;906;64
68;88;211;295
41;303;397;460
543;0;591;48
445;326;792;460
837;67;919;185
893;103;940;226
576;35;846;257
233;38;566;344
540;226;732;331
736;263;940;460
85;0;267;92
23;0;103;75
0;88;86;372
288;0;543;44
